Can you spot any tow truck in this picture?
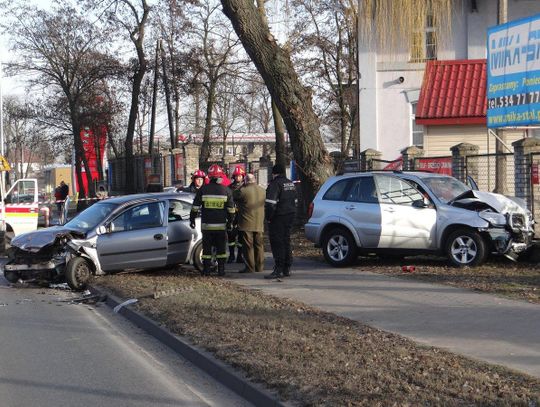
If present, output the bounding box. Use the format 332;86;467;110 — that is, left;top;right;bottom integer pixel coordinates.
0;156;40;254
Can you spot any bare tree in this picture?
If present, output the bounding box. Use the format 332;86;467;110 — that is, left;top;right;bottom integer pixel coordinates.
187;0;243;166
89;0;152;193
4;3;120;200
221;0;333;204
291;0;358;159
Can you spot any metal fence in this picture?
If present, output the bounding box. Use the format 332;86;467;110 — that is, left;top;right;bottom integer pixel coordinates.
465;153;515;196
108;154;163;194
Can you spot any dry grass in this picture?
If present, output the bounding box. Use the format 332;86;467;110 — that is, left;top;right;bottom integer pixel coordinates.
95;268;540;406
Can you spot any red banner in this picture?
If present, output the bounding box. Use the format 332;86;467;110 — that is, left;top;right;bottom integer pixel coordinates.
415;157;452;175
75;125;107;194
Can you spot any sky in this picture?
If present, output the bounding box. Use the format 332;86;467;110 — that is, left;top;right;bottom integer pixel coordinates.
0;0;52;95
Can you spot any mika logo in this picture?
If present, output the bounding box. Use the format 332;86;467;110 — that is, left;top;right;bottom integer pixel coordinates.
488;18;540;77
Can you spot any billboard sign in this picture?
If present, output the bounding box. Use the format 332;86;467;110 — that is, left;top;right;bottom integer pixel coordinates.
487;13;540;128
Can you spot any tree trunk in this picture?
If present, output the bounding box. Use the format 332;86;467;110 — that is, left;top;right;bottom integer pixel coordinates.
272;100;287;168
200;81;216;166
221;0;333;204
125;64;145;193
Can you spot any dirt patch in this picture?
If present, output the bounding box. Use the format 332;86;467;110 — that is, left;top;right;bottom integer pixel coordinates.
95;269;539;406
292;226;540;304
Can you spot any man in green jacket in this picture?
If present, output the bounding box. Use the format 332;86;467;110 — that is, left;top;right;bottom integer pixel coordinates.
234;173;266;273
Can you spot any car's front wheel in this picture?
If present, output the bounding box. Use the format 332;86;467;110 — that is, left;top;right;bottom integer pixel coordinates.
4;270;20;284
445;229;487;267
322;227;357;267
192;242;203;272
65;257;92;291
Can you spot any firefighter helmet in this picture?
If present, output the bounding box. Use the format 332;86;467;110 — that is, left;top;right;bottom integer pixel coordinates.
208;164;225;179
232;165;246;177
192;169;206;179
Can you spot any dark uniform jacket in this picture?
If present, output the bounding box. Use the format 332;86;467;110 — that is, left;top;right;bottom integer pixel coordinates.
190;180;235;231
234;184;266;232
265;175;297;221
182;183;199;194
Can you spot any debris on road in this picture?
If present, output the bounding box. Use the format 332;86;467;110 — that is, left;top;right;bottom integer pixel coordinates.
113;298;138;313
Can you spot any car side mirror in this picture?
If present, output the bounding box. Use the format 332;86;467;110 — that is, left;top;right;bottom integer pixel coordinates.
97;225;107;235
412;199;428;208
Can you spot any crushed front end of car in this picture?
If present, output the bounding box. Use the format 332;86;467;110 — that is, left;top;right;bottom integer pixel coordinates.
451;190;535;259
3;227;87;285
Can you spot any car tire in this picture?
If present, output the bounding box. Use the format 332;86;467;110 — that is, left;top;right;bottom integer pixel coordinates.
322;227;357;267
192;242;203;272
445;229;487;267
4;270;20;283
65;257;92;291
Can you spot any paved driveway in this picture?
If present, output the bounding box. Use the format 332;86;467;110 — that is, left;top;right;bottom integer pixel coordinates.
227;257;540;378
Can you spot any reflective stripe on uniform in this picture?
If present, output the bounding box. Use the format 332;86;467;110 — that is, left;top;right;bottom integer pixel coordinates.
201;255;213;259
202;223;227;230
202;195;227;209
265;199;278;204
192;205;201;211
215;254;228;259
227;207;236;214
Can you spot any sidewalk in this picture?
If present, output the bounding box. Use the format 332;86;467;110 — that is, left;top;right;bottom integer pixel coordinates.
226;257;540;379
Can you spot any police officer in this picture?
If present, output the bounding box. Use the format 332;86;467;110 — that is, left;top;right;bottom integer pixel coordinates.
264;163;297;279
183;169;206;193
228;165;245;263
190;164;235;276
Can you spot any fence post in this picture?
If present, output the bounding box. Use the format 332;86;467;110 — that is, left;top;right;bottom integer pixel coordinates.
512;138;540;210
450;143;479;183
360;148;382;171
400;146;424;170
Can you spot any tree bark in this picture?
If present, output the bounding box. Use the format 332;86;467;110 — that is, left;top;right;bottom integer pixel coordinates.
272;100;287;168
200;80;216;166
221;0;333;204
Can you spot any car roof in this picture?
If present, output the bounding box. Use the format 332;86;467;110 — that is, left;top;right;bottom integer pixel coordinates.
336;171;451;180
96;192;195;206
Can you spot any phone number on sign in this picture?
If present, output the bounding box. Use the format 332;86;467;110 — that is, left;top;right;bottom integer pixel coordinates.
488;92;540;109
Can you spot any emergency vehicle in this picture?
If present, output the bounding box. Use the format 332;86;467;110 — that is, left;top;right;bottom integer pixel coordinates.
0;156;40;253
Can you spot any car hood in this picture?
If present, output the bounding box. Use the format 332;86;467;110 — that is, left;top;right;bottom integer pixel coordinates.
11;226;85;253
452;190;528;215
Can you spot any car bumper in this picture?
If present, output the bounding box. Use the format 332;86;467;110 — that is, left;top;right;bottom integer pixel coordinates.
305;222;320;245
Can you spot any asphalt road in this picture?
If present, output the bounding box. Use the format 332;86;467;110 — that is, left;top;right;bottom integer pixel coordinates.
0;276;252;407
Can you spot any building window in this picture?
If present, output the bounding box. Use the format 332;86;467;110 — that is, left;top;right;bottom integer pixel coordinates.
411;103;424;147
409;14;437;62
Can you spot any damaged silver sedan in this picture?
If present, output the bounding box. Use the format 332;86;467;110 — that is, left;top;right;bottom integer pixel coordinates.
3;192;203;290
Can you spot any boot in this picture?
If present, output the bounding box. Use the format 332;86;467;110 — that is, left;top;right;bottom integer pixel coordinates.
236;249;244;263
202;259;211;277
227;246;235;263
282;266;291;277
264;266;283;279
217;259;225;276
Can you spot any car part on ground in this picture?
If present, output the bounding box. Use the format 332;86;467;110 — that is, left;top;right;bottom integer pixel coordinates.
305;171;535;268
3;192;203;290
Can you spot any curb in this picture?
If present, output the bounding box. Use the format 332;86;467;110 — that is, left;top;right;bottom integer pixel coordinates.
90;286;284;407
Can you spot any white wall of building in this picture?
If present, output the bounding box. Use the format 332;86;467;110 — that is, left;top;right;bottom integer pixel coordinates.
358;0;540;159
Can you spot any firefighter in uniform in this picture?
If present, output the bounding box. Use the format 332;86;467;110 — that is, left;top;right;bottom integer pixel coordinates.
183;169;206;193
264;164;297;279
228;165;245;263
190;164;235;276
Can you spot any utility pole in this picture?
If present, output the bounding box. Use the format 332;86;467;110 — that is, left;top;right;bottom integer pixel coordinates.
0;60;4;158
495;0;508;194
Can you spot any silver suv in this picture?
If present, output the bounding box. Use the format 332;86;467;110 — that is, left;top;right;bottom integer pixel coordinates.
305;171;534;267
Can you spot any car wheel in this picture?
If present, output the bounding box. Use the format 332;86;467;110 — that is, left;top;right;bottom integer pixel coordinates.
65;257;92;291
192;242;203;272
445;229;487;267
4;270;20;283
322;227;357;267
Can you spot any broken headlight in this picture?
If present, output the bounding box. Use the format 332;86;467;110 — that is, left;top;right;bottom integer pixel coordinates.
479;210;506;227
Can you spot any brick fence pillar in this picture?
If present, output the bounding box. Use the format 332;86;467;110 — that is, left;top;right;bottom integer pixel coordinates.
450;143;479;183
512;138;540;209
400;146;424;170
360;148;382;171
183;144;201;179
